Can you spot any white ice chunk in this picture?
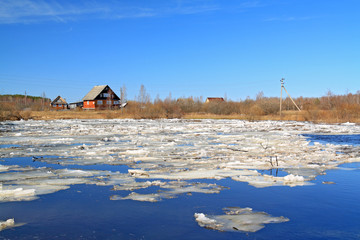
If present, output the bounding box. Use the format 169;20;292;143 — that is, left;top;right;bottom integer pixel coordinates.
283;174;304;182
128;169;149;177
194;207;289;232
0;187;36;202
232;174;311;188
194;213;218;226
111;192;161;202
342;122;355;126
0;165;9;172
112;180;165;191
0;219;15;231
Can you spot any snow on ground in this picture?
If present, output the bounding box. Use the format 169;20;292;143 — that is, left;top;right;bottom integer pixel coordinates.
0;119;360;204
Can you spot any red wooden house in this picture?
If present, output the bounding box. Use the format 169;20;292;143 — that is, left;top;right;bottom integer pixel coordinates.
51;96;68;110
82;85;120;110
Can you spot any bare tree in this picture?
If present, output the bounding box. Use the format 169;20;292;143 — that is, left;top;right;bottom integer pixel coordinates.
165;92;172;103
138;84;150;109
120;84;127;105
256;91;264;101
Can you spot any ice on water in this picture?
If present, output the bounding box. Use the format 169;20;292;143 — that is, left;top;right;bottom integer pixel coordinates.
194;207;289;232
111;181;226;202
0;218;15;231
1;119;360;203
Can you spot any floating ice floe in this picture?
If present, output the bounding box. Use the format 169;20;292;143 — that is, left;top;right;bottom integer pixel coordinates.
111;181;227;202
111;192;161;202
0;164;117;202
0;184;36;202
194;207;289;232
0;219;15;231
112;180;164;191
0;218;25;231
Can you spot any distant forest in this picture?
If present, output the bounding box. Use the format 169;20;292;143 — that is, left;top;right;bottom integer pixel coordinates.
1;90;360;123
0;94;51;111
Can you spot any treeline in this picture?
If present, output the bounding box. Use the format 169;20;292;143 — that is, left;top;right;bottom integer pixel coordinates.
0;94;51;120
1;91;360;123
125;90;360;122
0;94;51;111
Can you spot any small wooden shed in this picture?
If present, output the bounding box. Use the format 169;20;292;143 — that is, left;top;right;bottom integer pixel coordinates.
68;101;83;110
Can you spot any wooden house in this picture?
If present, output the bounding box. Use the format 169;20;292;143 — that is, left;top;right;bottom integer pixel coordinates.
82;85;120;110
205;97;225;103
51;96;68;110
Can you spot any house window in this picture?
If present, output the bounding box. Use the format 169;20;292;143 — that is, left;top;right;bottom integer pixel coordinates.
98;100;103;105
87;101;89;105
103;93;109;98
107;100;112;105
114;101;119;105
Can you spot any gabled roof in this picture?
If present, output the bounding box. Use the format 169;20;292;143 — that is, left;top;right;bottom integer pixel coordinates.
82;85;108;101
51;96;67;105
82;85;120;101
206;97;225;102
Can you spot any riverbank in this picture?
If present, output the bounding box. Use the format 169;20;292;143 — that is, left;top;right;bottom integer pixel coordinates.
1;109;360;124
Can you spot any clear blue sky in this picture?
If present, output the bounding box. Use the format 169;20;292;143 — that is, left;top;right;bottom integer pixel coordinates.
1;0;359;103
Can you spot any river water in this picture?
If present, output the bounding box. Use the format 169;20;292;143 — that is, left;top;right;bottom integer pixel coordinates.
0;120;359;239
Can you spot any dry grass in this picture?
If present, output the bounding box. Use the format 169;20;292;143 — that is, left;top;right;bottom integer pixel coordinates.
0;109;359;124
2;93;360;123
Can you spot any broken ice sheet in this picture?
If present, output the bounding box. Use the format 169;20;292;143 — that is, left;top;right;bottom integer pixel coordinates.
2;118;360;203
0;184;37;202
111;180;165;191
194;207;289;232
232;173;313;188
111;192;162;202
161;181;227;195
0;164;126;203
111;181;227;202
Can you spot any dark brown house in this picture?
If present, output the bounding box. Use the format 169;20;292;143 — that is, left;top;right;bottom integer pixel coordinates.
82;85;120;110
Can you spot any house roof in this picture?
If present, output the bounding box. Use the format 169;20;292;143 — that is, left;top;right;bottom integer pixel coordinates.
51;96;67;105
82;85;108;101
206;97;225;102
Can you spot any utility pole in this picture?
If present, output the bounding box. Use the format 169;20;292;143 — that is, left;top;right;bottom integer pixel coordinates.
280;78;284;119
280;78;301;119
24;91;27;107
